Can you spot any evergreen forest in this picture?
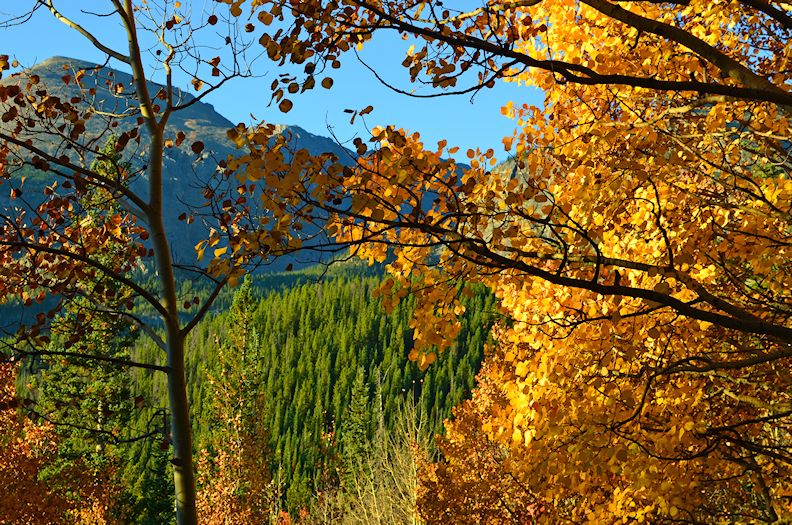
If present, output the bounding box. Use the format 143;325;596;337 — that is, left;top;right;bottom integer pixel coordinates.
10;268;493;523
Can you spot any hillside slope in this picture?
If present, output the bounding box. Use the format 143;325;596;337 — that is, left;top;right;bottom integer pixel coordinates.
0;56;352;267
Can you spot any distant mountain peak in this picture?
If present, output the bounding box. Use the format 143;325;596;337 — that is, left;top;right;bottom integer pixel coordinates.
2;56;113;87
27;55;106;72
0;55;353;269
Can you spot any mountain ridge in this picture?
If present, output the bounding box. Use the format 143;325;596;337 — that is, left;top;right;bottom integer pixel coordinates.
0;56;352;269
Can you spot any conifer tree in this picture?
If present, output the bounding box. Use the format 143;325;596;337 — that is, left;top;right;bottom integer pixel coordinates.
197;275;275;522
27;139;144;519
339;366;371;490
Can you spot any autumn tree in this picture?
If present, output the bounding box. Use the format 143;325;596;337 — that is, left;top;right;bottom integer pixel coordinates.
342;396;433;525
226;0;791;522
196;277;276;524
0;2;313;523
27;138;138;493
302;390;432;525
0;362;120;524
418;361;543;525
0;362;70;524
1;0;789;522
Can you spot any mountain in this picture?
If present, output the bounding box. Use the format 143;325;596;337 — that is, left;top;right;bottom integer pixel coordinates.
0;56;353;269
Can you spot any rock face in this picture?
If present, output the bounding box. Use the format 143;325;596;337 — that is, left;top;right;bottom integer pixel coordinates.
0;56;352;269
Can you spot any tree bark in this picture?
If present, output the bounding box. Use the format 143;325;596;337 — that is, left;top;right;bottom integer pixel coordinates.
166;331;198;525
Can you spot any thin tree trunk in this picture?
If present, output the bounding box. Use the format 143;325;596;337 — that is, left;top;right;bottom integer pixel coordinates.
148;126;198;523
119;1;198;520
147;116;198;525
166;331;198;524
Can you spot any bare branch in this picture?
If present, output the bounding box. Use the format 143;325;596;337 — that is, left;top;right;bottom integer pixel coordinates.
38;0;131;64
8;347;168;373
181;275;229;337
0;236;170;320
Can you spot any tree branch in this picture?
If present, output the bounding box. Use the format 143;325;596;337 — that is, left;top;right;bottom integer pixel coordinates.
0;237;170;320
0;131;150;217
180;275;228;337
580;0;787;99
9;347;169;373
347;0;792;107
38;0;131;64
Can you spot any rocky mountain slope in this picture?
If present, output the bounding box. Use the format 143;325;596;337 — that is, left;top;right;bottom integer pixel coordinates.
0;56;352;269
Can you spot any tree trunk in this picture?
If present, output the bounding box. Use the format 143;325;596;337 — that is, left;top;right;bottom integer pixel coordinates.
166;331;198;524
119;2;199;521
148;128;198;524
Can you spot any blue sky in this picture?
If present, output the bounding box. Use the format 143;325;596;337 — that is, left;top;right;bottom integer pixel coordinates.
0;1;543;158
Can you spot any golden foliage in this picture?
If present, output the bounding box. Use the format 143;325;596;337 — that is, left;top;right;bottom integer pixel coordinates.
0;363;68;524
231;0;791;522
418;362;544;524
0;363;119;524
196;340;279;524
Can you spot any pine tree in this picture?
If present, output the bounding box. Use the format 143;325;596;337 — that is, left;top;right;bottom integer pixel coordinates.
197;275;274;522
121;438;175;525
339;366;371;491
27;139;149;520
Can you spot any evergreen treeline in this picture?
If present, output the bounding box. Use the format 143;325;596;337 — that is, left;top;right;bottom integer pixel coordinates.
126;272;493;513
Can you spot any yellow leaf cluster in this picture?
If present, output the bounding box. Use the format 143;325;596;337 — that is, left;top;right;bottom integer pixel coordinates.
227;1;791;520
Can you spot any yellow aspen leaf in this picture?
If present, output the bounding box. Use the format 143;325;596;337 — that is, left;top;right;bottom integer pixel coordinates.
511;428;522;443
